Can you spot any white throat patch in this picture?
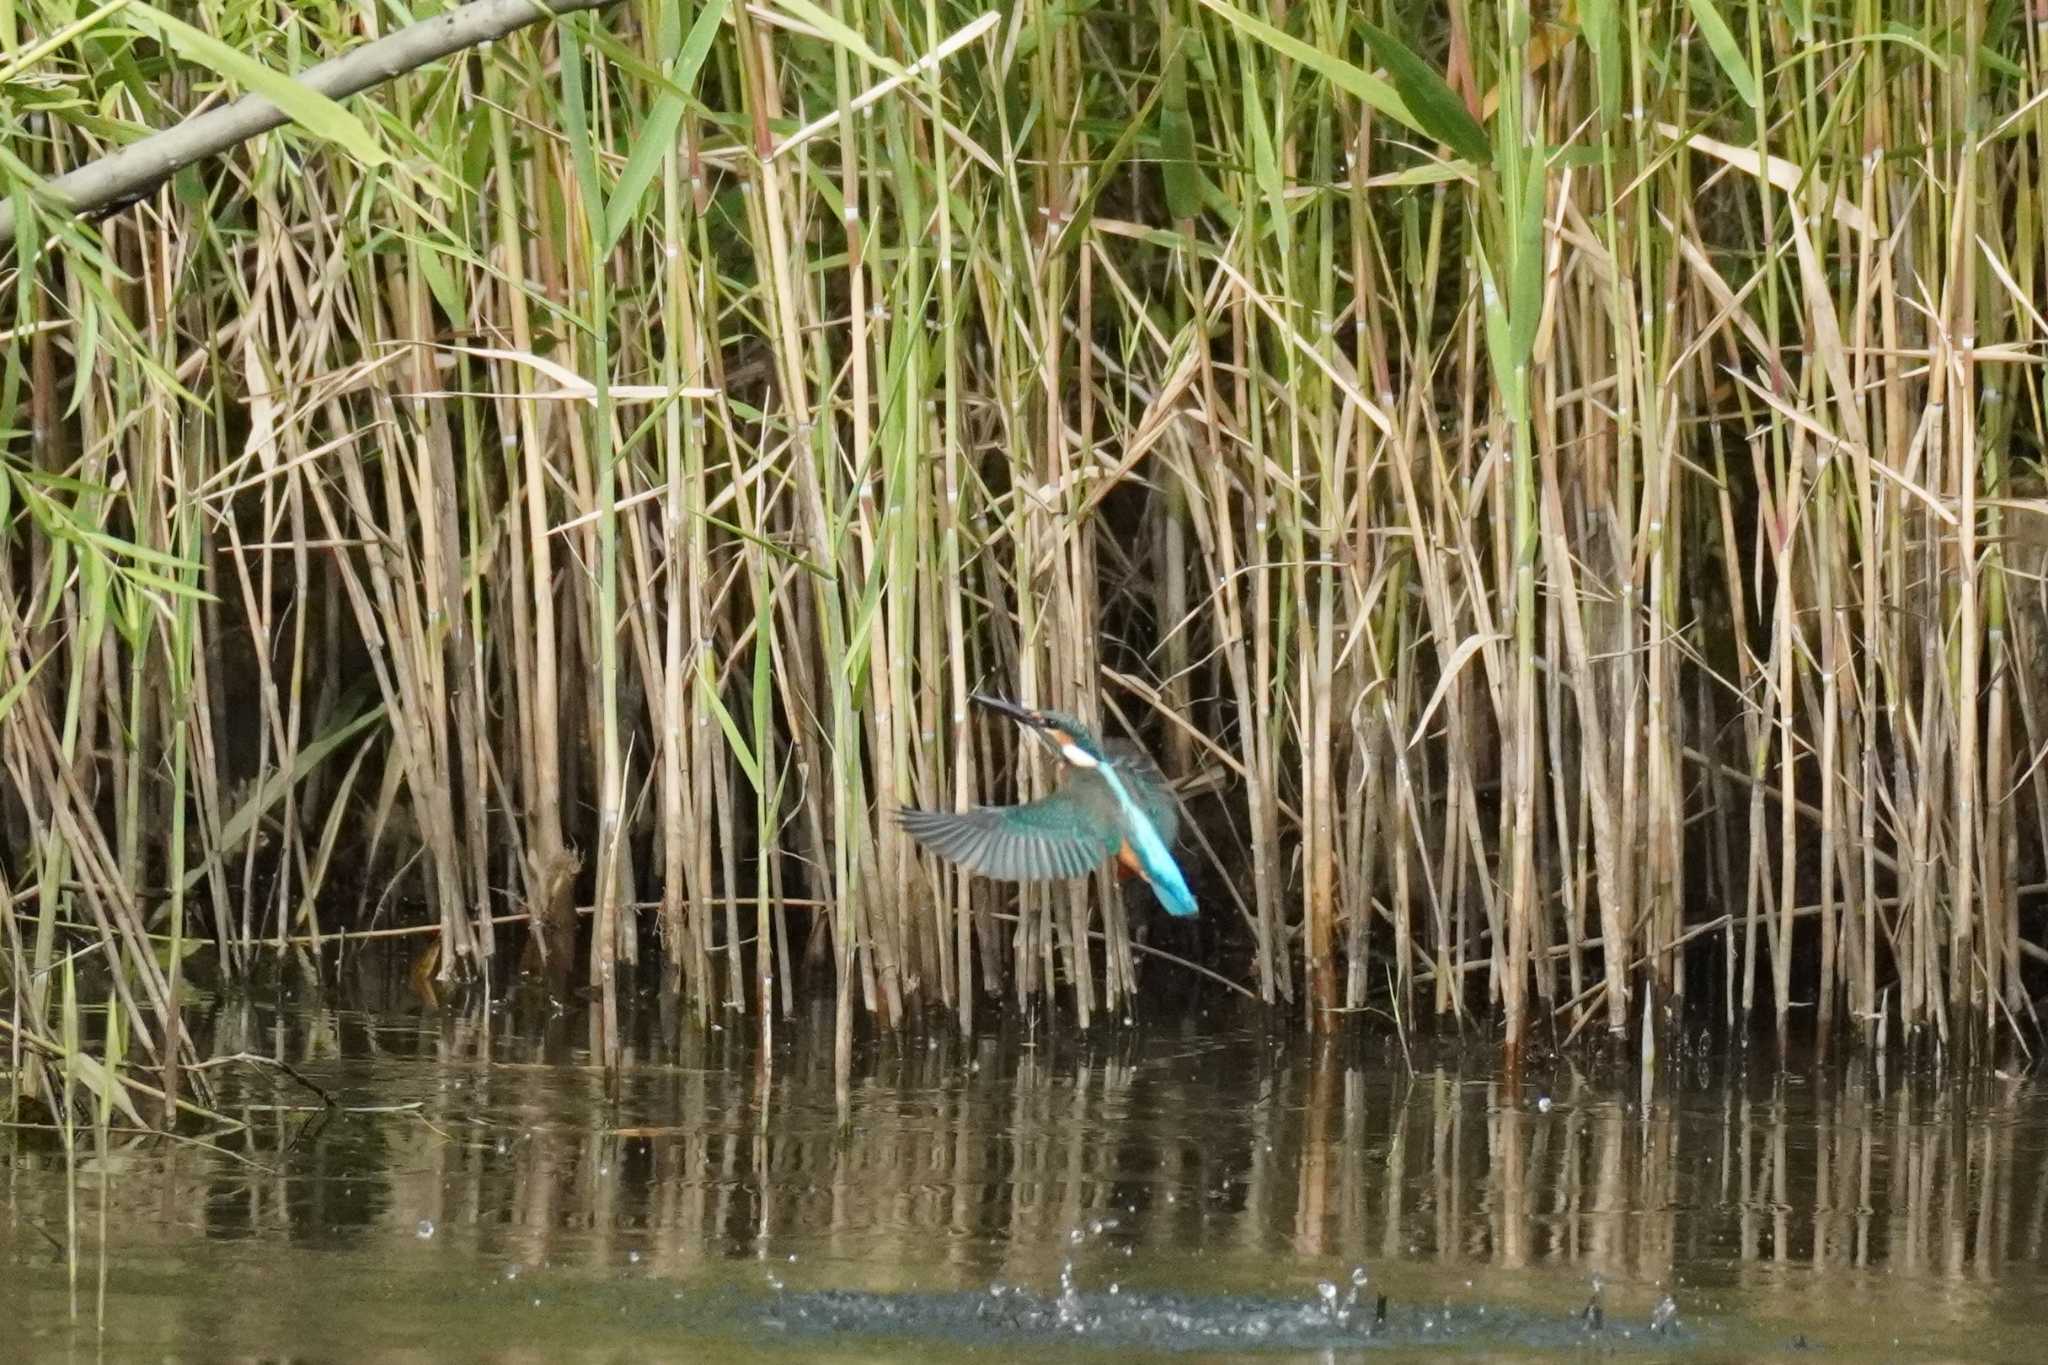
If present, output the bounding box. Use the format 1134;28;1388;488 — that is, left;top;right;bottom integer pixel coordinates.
1059;741;1100;769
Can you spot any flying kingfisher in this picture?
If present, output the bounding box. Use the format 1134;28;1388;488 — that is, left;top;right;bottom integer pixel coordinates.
896;694;1198;918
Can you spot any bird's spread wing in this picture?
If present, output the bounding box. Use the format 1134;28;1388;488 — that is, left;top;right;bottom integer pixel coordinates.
1131;769;1180;850
1105;740;1178;847
896;793;1122;882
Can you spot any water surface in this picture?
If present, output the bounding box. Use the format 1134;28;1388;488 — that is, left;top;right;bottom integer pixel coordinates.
6;962;2046;1362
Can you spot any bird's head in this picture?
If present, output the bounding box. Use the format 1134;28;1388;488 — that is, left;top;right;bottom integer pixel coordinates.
970;694;1106;770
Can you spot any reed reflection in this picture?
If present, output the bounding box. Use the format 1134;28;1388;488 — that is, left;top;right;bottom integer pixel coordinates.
117;984;2044;1313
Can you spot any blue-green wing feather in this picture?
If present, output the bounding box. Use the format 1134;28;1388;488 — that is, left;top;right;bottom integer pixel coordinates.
897;792;1121;882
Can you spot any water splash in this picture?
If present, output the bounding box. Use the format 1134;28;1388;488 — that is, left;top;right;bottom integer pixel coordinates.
754;1279;1700;1354
1055;1260;1083;1330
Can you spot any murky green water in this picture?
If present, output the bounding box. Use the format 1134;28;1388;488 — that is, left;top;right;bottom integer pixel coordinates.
7;962;2048;1362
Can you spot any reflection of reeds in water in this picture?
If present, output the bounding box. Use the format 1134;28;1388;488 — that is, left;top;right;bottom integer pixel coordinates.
18;998;2043;1332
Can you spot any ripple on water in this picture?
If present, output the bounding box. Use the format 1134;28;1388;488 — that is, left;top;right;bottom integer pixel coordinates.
752;1283;1699;1354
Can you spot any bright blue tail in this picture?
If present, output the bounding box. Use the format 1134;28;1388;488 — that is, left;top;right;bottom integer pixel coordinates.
1098;764;1199;918
1141;850;1199;918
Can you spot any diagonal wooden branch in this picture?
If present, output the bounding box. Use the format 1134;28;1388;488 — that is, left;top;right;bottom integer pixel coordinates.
0;0;624;249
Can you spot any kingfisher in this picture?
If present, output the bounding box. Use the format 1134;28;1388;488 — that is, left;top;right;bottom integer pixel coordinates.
896;694;1198;918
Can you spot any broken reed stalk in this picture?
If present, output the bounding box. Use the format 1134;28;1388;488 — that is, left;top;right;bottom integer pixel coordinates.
5;0;2048;1091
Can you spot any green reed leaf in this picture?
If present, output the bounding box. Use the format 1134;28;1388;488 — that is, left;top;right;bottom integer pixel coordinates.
1356;19;1490;165
128;3;387;165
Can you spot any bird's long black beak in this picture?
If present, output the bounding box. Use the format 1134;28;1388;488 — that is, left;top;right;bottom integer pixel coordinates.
969;692;1052;731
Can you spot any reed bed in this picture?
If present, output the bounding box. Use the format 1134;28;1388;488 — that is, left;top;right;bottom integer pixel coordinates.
6;0;2048;1104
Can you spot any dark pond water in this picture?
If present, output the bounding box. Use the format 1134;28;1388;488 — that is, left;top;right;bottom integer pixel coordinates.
7;957;2048;1362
